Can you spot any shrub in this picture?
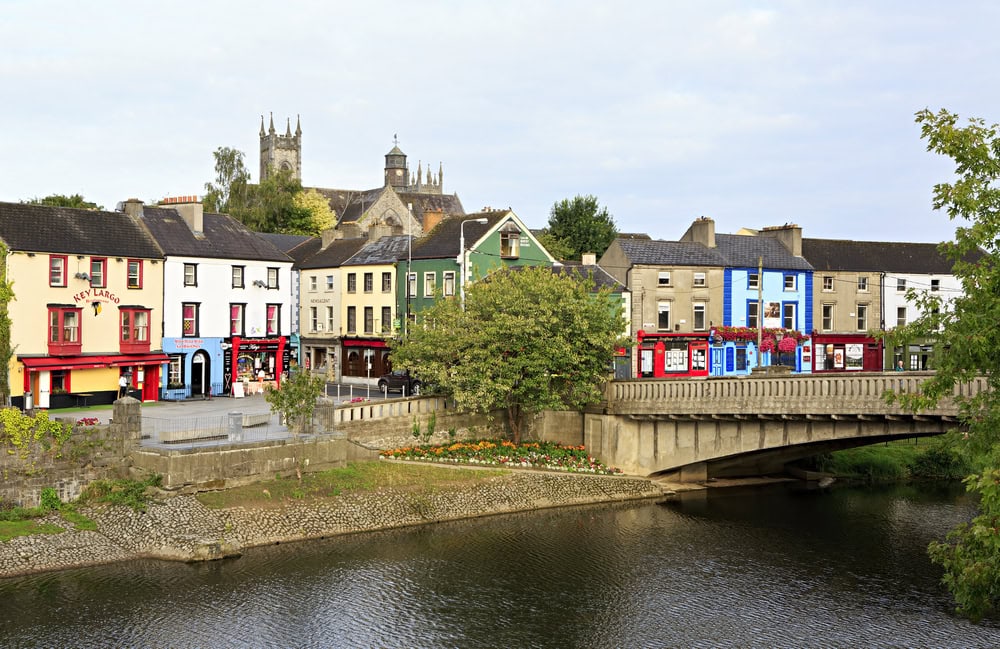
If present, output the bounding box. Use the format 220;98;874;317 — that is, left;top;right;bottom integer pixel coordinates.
39;487;61;511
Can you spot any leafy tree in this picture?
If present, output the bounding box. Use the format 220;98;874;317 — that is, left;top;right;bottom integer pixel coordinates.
293;188;336;235
0;243;14;406
203;147;250;214
24;194;103;210
886;108;1000;621
535;230;575;262
264;370;326;434
389;266;627;443
545;195;617;261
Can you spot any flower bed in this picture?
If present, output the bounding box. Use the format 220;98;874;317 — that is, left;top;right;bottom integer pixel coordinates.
380;439;622;475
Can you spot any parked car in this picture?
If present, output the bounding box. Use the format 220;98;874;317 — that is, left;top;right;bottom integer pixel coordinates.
377;370;421;396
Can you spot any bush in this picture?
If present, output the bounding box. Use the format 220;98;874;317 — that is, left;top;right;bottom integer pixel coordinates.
79;475;162;511
39;487;61;511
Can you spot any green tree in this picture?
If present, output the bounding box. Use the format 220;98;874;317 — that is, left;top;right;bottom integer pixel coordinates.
203;147;250;214
0;243;14;406
293;188;336;235
24;194;103;210
886;108;1000;621
389;266;627;443
264;371;326;435
535;230;576;262
545;195;617;261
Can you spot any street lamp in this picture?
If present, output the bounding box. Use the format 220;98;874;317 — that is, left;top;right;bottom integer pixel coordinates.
459;218;488;310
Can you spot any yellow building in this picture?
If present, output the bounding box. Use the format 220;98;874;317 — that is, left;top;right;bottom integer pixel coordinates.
0;202;166;409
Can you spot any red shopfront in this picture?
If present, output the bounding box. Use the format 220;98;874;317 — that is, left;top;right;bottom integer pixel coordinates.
341;338;391;379
19;352;168;408
225;336;288;395
635;331;710;378
811;333;884;372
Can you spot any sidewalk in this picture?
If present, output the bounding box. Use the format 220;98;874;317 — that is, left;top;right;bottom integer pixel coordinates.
49;393;275;426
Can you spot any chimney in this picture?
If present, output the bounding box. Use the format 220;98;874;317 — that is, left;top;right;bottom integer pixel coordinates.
581;252;597;265
680;216;715;248
120;198;144;218
320;227;341;249
161;195;203;234
760;223;802;257
422;207;444;233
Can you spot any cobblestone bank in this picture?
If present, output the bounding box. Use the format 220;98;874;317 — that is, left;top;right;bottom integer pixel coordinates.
0;471;664;579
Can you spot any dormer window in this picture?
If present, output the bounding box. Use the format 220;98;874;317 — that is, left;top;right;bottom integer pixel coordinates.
500;223;520;259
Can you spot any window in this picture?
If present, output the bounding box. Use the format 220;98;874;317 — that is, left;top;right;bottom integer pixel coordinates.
168;355;184;387
49;255;67;287
748;273;759;290
381;306;392;333
693;302;706;330
51;370;68;394
896;307;906;328
897;278;906;292
931;279;940;291
364;307;374;334
657;302;670;331
784;274;796;291
309;306;318;332
127;259;143;288
658;271;671;287
443;271;455;297
782;303;796;330
381;272;392;293
856;304;868;331
326;275;334;291
363;272;373;293
500;228;520;258
47;307;82;353
309;275;317;292
347;273;357;293
182;303;199;337
266;304;280;336
823;276;834;291
424;272;436;296
408;273;417;297
325;306;334;332
347;306;356;333
857;276;869;292
693;272;706;288
822;304;834;331
232;265;245;288
230;304;245;336
747;302;759;328
119;307;150;352
89;258;106;288
183;263;197;287
267;267;279;289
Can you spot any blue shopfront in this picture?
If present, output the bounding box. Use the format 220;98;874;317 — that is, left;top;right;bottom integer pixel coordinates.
161;337;227;399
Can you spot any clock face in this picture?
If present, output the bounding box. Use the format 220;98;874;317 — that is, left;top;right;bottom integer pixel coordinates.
395;169;403;176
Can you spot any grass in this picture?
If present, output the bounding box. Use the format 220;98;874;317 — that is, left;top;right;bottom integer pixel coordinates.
0;519;65;542
809;437;972;482
197;461;508;509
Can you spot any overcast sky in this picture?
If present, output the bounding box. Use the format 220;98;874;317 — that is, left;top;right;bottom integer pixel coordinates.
3;1;999;244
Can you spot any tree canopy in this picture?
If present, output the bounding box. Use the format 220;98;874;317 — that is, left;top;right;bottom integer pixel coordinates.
543;195;617;261
388;265;627;443
24;194;103;210
886;108;1000;621
203;147;250;215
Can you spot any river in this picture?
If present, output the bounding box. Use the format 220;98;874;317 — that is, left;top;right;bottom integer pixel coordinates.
1;481;997;648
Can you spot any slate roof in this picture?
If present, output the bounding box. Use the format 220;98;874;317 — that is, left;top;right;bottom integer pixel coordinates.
297;237;369;269
140;207;291;262
612;234;813;271
551;262;627;291
410;211;511;259
255;232;313;254
0;202;163;258
343;235;413;266
802;238;984;274
396;191;465;224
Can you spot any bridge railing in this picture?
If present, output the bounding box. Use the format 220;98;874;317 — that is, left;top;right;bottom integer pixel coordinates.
604;372;984;417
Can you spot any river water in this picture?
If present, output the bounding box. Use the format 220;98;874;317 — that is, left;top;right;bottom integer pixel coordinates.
2;482;997;648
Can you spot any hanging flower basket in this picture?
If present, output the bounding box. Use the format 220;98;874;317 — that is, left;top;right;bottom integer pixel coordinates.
777;336;799;352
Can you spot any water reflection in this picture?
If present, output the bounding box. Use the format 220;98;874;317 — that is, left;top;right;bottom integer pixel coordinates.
1;483;996;648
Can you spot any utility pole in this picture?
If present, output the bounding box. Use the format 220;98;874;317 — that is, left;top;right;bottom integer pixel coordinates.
756;256;763;368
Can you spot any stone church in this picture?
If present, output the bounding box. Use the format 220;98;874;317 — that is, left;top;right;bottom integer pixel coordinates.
258;114;466;239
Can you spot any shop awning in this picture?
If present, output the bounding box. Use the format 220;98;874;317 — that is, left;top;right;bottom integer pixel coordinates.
341;339;388;348
20;353;170;372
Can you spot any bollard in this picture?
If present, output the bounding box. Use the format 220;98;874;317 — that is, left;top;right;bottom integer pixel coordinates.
228;412;243;442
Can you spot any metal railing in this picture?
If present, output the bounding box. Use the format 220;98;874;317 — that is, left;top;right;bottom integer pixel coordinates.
140;412;295;447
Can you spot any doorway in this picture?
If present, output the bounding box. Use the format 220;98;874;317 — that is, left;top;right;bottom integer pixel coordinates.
191;351;210;397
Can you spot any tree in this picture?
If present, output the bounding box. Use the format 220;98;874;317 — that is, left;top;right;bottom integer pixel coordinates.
545;195;618;261
203;147;250;214
264;370;326;435
389;266;627;443
886;108;1000;621
293;188;336;235
24;194;103;210
534;230;576;262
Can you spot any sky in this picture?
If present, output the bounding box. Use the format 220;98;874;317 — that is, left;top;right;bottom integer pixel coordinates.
3;1;1000;244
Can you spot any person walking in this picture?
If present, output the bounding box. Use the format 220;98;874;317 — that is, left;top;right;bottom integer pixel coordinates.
118;374;128;398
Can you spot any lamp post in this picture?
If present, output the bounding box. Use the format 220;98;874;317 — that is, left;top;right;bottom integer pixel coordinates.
459;218;488;310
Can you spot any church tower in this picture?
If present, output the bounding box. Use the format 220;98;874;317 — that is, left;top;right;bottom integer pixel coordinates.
259;113;302;182
384;136;408;189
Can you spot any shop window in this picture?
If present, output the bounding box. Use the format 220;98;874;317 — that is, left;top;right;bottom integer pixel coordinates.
658;271;671;287
266;304;280;336
424;272;436;297
51;370;69;394
693;272;706;288
381;307;392;333
657;302;670;331
48;307;82;354
782;303;796;330
168;355;184;388
693;303;706;331
822;276;833;291
230;303;245;336
89;258;106;288
747;302;759;328
232;265;245;288
183;263;198;287
364;272;373;293
267;267;279;289
784;274;796;291
443;271;455;297
182;303;199;337
857;276;869;292
347;306;356;333
49;255;67;287
735;346;747;371
120;307;150;353
127;259;143;288
364;307;374;334
347;273;357;293
821;304;834;331
381;272;392;293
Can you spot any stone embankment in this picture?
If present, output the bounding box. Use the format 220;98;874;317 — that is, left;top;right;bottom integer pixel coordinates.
0;470;664;579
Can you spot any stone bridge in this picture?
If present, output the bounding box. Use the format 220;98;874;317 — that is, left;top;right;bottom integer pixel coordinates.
581;372;977;481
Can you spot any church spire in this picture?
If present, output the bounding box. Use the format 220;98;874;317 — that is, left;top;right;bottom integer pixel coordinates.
259;115;265;137
295;114;302;136
268;112;275;135
285;117;292;137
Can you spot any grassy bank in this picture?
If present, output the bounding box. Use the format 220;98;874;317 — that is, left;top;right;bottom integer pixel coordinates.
803;437;972;482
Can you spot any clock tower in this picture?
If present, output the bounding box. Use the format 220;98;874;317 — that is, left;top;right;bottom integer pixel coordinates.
384;135;408;189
